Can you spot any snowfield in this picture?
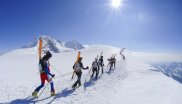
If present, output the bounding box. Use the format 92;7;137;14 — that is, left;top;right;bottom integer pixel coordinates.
0;45;182;104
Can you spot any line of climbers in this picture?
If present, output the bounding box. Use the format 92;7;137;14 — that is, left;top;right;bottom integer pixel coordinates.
32;49;125;97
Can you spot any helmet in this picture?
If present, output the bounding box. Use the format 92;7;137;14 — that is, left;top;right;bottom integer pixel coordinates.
46;51;52;58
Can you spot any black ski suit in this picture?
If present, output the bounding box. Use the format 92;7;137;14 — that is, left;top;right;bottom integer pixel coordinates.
109;58;115;70
98;58;104;74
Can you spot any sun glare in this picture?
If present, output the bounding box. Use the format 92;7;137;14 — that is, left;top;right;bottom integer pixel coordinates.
111;0;121;8
105;0;126;13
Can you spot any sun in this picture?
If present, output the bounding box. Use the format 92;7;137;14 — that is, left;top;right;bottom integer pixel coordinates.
105;0;126;13
111;0;121;8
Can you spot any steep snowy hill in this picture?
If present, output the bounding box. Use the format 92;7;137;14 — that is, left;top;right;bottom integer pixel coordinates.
0;45;182;104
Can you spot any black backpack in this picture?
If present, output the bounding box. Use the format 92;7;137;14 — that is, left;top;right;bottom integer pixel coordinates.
39;58;46;73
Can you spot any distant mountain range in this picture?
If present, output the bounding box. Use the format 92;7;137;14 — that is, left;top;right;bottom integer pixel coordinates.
22;36;85;53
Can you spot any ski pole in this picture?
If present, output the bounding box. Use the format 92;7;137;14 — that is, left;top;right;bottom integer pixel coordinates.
86;67;92;77
50;64;63;75
55;72;73;79
71;71;75;79
88;67;92;73
107;62;110;67
37;77;53;98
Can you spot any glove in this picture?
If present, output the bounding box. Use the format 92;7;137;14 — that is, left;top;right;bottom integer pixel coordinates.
51;74;55;78
86;66;89;69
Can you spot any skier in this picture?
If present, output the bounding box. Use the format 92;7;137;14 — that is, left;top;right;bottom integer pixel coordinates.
108;57;115;70
98;56;104;74
120;48;125;60
72;57;89;89
109;58;113;70
90;58;99;80
113;56;116;69
32;51;55;97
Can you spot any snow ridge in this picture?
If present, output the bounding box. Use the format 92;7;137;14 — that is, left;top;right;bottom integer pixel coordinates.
1;46;182;104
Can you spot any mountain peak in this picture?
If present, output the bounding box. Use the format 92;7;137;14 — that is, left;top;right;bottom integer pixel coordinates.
22;35;85;52
63;40;85;50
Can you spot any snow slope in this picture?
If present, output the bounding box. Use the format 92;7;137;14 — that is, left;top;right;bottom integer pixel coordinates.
120;53;182;104
0;45;182;104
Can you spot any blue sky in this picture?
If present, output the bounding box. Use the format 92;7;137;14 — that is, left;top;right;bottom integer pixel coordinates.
0;0;182;53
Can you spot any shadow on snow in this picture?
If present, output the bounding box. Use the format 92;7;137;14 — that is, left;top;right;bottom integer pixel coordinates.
47;87;75;104
6;96;36;104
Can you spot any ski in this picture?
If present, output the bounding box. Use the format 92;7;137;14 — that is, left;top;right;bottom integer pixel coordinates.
38;37;43;60
113;54;116;58
100;52;103;57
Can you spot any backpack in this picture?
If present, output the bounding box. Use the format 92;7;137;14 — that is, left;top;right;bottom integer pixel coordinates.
38;63;42;73
74;63;81;72
39;59;49;73
39;59;44;73
92;61;98;68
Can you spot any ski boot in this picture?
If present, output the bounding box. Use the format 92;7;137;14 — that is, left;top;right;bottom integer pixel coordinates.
51;91;56;96
72;85;76;90
32;91;38;98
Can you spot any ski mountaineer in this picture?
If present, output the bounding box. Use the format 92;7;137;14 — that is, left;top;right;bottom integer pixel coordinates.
98;56;104;74
72;57;89;89
108;57;115;70
90;58;99;80
32;51;55;97
113;56;116;69
120;48;125;60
